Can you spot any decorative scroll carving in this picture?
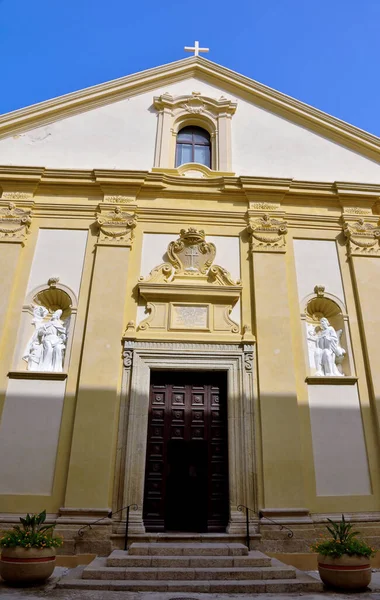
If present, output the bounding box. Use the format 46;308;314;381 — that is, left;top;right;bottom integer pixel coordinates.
0;202;32;243
343;218;380;256
122;349;133;370
247;213;288;252
243;344;254;372
96;206;137;245
154;91;237;118
136;228;242;339
140;228;239;286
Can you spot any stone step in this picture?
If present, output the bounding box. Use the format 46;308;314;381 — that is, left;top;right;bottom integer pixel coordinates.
107;549;271;567
84;564;296;581
58;576;323;593
127;542;248;556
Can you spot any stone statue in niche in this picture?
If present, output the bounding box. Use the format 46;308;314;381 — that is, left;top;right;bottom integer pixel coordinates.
307;317;346;376
23;307;67;372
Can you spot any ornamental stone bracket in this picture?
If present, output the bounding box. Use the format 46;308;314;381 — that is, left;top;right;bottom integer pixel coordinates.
135;228;242;340
96;205;137;247
247;213;288;253
343;217;380;257
0;201;33;244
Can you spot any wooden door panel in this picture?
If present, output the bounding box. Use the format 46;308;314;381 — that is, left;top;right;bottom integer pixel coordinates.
143;372;229;532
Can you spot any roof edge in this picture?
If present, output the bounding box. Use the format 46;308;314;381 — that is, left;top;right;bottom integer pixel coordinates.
0;56;379;162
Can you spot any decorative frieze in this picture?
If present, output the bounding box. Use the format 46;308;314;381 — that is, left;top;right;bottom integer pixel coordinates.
0;202;32;244
104;195;134;204
343;217;380;257
250;202;281;212
96;206;137;246
1;192;33;201
247;213;288;253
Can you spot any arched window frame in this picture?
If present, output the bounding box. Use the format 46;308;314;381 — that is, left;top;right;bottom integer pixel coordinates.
153;92;237;173
174;119;214;170
175;124;212;169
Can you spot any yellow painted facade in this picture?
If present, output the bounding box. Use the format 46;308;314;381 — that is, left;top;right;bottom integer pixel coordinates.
0;56;380;553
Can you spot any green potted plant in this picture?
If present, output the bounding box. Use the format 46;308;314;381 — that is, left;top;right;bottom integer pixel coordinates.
311;514;375;591
0;510;63;584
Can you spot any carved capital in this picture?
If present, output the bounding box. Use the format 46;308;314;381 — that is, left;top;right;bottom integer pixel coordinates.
96;206;137;246
247;213;288;253
343;217;380;257
243;344;254;372
0;202;32;243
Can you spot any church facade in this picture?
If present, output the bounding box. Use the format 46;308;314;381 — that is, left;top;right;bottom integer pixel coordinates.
0;55;380;555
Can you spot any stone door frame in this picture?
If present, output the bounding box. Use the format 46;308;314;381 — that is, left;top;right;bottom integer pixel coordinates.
114;341;257;536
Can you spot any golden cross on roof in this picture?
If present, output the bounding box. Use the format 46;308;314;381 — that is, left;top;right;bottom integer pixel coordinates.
184;40;209;57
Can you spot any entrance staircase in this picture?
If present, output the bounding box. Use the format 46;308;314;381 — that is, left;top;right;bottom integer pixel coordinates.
58;542;323;593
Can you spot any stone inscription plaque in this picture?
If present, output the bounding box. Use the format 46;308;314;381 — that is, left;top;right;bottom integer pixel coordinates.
171;304;209;330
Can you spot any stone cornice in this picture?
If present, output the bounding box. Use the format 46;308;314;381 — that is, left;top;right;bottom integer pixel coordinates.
0;166;380;199
0;56;379;162
0;167;380;229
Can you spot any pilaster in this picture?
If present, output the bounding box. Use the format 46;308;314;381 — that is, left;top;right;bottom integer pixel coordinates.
63;205;137;515
247;212;306;508
0;200;33;355
342;214;380;434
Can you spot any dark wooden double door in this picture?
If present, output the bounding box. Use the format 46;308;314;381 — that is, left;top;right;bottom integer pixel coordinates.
143;371;229;532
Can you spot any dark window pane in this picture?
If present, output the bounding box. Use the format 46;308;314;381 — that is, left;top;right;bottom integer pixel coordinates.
177;128;193;143
193;129;210;144
176;126;211;168
194;144;211;167
176;143;193;166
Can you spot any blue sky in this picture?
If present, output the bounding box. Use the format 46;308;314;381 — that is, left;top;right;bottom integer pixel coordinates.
1;0;379;136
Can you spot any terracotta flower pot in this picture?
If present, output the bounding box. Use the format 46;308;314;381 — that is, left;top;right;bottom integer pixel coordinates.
0;547;56;584
318;553;371;591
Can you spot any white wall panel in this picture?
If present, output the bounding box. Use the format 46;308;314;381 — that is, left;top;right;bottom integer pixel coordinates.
26;229;88;298
308;384;371;496
293;239;345;305
0;379;66;494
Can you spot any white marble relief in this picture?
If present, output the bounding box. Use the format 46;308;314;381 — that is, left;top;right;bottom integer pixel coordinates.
307;318;346;376
171;305;208;329
23;307;67;372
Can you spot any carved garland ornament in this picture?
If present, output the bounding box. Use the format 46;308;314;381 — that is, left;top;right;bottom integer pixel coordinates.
0;202;32;242
343;218;380;256
247;213;288;252
96;206;137;245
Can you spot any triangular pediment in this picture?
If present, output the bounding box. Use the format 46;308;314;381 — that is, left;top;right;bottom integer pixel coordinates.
0;56;379;182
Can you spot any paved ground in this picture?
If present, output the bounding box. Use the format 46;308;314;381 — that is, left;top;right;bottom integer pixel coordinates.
2;568;380;599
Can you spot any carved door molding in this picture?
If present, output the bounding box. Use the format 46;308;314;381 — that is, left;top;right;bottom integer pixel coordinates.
113;342;257;538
